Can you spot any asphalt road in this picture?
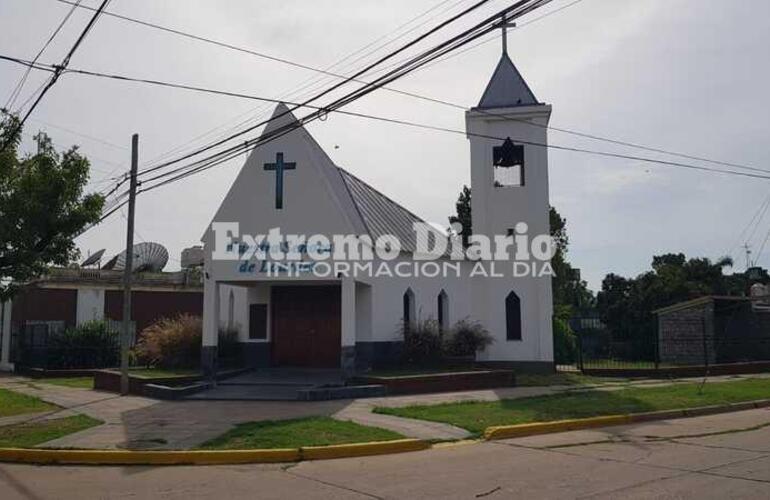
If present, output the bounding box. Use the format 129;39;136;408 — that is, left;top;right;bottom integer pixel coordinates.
2;408;770;499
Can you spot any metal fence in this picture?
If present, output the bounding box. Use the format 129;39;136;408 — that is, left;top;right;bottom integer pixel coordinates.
575;334;770;372
560;302;770;373
13;320;134;370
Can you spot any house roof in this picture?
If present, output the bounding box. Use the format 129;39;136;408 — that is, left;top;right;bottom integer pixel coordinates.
652;295;770;315
29;268;202;291
477;53;540;109
336;167;425;253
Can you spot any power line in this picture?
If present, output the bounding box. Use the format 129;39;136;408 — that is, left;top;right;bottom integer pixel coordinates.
51;0;471;91
0;0;112;153
76;0;551;231
728;193;770;261
49;0;762;177
51;0;545;168
140;101;770;197
135;0;518;178
4;0;83;111
78;0;482;202
28;117;128;151
413;0;587;74
5;48;770;187
754;226;770;266
140;0;477;167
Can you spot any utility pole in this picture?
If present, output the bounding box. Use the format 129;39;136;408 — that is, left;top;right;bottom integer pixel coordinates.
120;134;139;396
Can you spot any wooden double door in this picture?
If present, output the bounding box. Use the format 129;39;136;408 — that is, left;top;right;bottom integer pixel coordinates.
271;285;341;368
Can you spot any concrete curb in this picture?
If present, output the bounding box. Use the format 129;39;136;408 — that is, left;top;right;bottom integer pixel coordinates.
3;400;769;465
0;439;429;466
301;439;430;460
484;415;630;440
484;398;770;441
0;448;300;465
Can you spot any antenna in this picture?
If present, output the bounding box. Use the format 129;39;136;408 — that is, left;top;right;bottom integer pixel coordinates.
81;248;106;268
743;243;753;270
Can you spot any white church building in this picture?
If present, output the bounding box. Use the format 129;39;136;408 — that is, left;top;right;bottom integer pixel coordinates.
201;51;554;377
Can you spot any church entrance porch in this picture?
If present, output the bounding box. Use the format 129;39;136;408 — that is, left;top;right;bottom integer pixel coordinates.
271;285;341;368
202;277;360;380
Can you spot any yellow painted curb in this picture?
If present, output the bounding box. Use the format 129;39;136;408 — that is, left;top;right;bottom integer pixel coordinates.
0;439;430;466
0;448;300;465
484;415;632;441
301;439;430;460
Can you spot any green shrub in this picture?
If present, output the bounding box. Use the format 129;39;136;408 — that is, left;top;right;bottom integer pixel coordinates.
134;315;202;369
553;316;577;364
218;326;241;367
400;318;443;365
444;318;494;357
43;321;119;369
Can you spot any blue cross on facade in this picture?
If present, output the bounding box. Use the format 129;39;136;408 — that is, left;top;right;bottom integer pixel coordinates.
263;152;296;209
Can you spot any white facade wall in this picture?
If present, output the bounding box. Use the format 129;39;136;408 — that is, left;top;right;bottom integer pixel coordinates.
76;288;105;325
212;259;476;347
467;105;554;363
203;98;555;368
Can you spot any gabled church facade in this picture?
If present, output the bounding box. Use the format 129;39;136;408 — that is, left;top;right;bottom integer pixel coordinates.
201;52;554;376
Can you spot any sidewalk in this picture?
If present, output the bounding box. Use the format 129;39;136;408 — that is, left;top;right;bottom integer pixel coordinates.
1;373;768;449
3;407;769;499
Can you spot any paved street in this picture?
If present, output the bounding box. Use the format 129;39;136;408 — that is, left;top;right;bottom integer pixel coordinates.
2;407;769;499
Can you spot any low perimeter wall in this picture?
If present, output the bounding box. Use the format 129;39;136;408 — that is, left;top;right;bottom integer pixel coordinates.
355;370;516;395
582;361;770;378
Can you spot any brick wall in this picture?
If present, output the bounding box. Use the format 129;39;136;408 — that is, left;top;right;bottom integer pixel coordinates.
11;287;78;329
104;290;202;335
658;302;716;365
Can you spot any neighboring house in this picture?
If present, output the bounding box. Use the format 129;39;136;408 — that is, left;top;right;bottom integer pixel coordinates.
200;49;555;376
655;295;770;365
0;267;202;371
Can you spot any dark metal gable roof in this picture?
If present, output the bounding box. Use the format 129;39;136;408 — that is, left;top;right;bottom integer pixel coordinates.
477;54;539;109
336;167;424;253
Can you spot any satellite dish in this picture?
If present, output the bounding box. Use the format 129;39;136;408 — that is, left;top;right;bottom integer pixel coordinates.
104;242;169;273
81;249;106;267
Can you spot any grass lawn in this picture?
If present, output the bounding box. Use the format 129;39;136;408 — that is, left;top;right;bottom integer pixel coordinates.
127;368;199;379
199;417;404;450
0;388;57;418
0;415;102;448
515;372;617;387
375;377;770;435
39;377;94;389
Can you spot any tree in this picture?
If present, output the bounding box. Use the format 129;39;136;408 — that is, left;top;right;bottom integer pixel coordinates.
0;113;105;300
596;253;735;342
448;185;472;247
447;186;593;314
549;207;594;315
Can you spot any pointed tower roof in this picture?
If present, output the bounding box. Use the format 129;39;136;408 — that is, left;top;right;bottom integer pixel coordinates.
477;54;539;109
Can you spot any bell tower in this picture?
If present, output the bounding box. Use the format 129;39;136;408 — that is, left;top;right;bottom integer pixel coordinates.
466;44;554;366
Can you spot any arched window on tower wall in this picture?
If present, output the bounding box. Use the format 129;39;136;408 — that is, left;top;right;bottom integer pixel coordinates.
403;288;415;332
437;289;449;332
505;291;522;341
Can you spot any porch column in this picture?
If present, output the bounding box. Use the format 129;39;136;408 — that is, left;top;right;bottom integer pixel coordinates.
340;277;356;377
202;278;220;382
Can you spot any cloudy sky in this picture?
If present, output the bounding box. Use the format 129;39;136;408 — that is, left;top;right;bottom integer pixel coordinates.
1;0;769;291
